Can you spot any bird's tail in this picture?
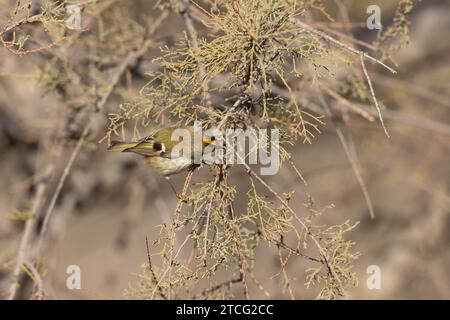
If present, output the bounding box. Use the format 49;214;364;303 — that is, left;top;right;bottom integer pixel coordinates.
108;140;158;156
107;141;138;151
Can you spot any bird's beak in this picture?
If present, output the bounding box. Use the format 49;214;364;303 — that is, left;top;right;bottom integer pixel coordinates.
202;138;216;145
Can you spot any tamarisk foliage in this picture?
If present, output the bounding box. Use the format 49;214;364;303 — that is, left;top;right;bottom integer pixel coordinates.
2;0;417;300
116;0;376;299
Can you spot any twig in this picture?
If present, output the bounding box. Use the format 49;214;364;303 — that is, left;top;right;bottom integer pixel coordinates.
96;44;149;111
36;42;149;255
360;54;390;138
146;237;167;299
195;275;243;298
276;237;321;262
95;8;169;111
237;153;347;297
319;93;376;219
167;169;195;300
276;245;295;299
316;24;375;51
272;83;450;136
35;7;169;258
223;170;250;300
202;173;221;266
179;0;212;108
294;19;396;74
148;169;194;300
217;95;247;130
17;20;168;298
358;104;450;136
23;261;44;300
319;83;375;122
7;164;54;300
36;125;90;256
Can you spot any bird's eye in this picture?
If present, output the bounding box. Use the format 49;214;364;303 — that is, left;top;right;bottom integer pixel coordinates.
210;136;216;141
153;142;163;151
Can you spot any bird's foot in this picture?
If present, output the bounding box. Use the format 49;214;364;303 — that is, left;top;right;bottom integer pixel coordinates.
176;193;189;203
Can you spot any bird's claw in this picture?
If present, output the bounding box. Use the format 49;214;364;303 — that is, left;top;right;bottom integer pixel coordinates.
177;193;189;203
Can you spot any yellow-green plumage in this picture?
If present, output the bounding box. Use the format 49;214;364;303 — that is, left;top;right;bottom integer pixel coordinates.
108;126;214;176
144;155;193;176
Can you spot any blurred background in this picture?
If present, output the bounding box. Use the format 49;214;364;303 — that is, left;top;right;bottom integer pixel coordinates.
0;0;449;299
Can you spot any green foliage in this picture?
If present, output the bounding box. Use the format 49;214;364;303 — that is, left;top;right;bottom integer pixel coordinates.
106;0;338;144
1;0;415;300
376;0;418;64
119;0;364;299
8;209;32;221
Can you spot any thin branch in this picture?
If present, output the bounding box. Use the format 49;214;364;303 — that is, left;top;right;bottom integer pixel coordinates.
149;169;197;300
194;275;243;298
276;237;321;262
36;43;149;254
9;10;170;297
319;83;375;122
35;7;170;260
357;104;450;136
223;170;250;300
360;54;390;138
236;153;347;297
7;164;54;300
166;168;195;300
294;19;397;74
96;44;149;111
202;173;221;267
146;237;167;299
273;83;450;137
36;125;89;255
179;0;212;108
23;261;44;300
319;93;376;219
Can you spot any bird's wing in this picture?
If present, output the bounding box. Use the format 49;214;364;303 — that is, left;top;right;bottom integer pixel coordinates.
109;135;166;157
109;126;190;158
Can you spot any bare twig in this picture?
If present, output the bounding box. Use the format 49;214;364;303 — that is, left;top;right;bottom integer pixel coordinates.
272;84;450;136
7;164;54;300
276;237;321;262
358;105;450;136
319;93;376;219
360;54;390;138
319;83;375;122
36;125;90;256
146;237;167;299
194;275;243;298
294;19;397;74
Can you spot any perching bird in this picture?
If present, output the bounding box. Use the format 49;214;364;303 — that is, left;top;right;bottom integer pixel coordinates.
108;126;215;194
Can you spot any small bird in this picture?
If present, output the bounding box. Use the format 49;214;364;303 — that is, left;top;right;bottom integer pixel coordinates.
108;126;215;195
